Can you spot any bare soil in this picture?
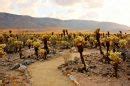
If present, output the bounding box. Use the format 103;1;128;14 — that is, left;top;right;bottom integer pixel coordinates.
28;53;75;86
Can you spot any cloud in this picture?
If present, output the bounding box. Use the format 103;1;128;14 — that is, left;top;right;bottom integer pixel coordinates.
52;0;104;8
0;0;47;16
52;0;79;6
85;0;104;8
0;0;12;12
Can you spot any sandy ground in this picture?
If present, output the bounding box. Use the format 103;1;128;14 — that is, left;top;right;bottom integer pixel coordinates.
28;54;75;86
28;49;98;86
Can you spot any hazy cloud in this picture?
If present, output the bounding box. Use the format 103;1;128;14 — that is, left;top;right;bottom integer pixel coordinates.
53;0;79;6
85;0;104;8
53;0;104;8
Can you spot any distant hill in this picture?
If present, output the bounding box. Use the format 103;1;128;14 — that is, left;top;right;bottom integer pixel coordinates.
0;12;129;32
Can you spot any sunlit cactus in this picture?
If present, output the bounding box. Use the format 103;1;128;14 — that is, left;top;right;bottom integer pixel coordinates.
100;37;111;63
74;36;87;71
33;41;41;48
109;51;122;63
18;33;29;46
89;36;97;48
61;41;70;49
62;35;69;41
101;37;111;46
109;51;122;78
14;40;23;52
0;44;7;59
26;39;33;49
38;48;47;60
0;48;6;58
33;41;41;58
49;35;58;53
74;36;84;45
110;35;119;42
42;35;49;54
49;35;57;45
0;44;6;49
109;35;119;52
41;34;49;40
94;28;103;55
119;39;127;48
2;33;9;43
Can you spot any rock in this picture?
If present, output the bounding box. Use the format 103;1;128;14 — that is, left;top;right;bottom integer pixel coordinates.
10;59;35;70
21;59;35;66
18;64;27;73
10;63;20;70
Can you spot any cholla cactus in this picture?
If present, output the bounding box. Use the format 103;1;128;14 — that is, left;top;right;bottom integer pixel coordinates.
49;35;57;45
74;36;87;71
14;41;23;52
62;35;69;42
110;35;119;42
0;44;6;49
74;36;84;46
109;51;122;63
0;34;4;43
94;28;103;55
26;39;33;49
33;41;41;58
109;35;120;52
0;48;4;56
61;41;70;49
38;48;47;60
119;39;127;48
41;34;49;54
109;51;122;77
0;44;7;59
41;34;49;40
33;41;41;48
89;36;97;48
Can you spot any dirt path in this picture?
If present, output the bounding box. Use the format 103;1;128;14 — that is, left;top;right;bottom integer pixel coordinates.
28;51;75;86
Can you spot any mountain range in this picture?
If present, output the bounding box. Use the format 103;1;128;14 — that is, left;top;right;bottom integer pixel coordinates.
0;12;129;32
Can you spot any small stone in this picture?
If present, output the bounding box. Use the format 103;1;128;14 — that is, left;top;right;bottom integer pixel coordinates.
10;63;20;70
21;59;35;66
18;64;27;73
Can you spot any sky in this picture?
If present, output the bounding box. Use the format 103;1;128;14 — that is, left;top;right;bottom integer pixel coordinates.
0;0;130;26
